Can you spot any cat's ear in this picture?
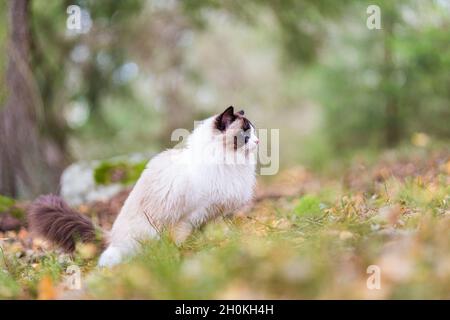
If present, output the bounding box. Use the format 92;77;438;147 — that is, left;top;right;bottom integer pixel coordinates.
215;106;236;131
237;110;244;115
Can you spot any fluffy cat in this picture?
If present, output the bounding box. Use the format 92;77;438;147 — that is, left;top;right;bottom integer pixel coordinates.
28;106;259;267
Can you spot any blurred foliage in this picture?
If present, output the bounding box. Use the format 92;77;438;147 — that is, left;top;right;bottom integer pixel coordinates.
1;0;447;172
311;1;450;153
30;0;144;152
182;0;352;63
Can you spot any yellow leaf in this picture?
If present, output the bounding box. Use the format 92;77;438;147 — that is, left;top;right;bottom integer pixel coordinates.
38;276;56;300
339;231;354;240
411;132;429;147
76;243;98;260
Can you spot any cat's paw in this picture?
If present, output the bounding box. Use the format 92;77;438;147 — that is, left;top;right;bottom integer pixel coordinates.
98;246;122;268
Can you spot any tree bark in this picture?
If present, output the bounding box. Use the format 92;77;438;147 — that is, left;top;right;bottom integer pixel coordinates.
0;0;64;198
382;7;401;147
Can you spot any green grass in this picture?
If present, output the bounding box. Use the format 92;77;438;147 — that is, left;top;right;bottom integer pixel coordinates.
0;147;449;299
81;182;448;299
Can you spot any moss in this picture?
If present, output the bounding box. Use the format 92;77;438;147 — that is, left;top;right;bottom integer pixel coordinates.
294;195;324;218
0;195;15;213
93;160;147;185
0;195;25;220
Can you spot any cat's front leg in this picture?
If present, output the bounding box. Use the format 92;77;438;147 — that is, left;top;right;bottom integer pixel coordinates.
98;222;159;268
98;245;125;267
98;234;143;267
170;207;210;245
170;220;194;246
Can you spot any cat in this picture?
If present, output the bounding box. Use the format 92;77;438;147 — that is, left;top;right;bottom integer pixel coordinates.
28;106;259;267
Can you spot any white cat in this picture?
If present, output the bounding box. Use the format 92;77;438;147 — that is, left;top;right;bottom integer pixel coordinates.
29;106;259;267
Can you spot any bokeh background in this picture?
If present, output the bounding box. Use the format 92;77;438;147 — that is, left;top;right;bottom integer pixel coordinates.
1;0;449;198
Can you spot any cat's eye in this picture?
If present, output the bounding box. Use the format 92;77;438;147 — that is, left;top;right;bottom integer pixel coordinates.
244;136;249;144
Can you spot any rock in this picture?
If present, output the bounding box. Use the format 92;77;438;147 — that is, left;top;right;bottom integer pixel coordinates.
60;153;151;206
60;161;122;206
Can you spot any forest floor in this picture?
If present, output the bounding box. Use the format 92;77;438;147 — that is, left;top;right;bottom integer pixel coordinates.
0;145;449;299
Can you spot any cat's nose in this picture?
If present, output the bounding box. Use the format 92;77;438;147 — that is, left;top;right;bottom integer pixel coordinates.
255;138;259;144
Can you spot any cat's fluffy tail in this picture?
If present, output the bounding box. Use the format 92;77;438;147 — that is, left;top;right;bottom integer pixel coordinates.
28;194;102;252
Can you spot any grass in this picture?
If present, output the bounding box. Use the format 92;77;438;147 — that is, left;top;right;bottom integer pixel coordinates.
0;146;449;299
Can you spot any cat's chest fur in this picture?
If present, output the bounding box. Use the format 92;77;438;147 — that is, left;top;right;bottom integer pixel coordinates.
191;164;256;211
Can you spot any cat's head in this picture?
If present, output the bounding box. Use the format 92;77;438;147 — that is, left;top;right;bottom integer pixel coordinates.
213;106;259;152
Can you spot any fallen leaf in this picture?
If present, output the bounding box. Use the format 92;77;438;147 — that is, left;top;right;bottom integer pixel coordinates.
376;204;403;225
76;243;98;260
339;231;354;240
18;228;29;240
411;132;430;147
38;276;56;300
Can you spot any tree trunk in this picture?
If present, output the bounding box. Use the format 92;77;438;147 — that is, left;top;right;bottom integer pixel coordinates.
0;0;64;198
382;7;401;147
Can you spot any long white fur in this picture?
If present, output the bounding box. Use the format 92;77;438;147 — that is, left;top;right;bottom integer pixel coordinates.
98;114;258;267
